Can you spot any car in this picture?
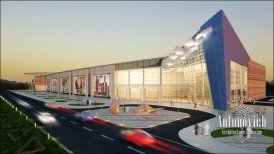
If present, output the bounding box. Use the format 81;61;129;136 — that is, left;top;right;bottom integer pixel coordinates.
74;111;92;123
120;129;155;147
36;112;56;124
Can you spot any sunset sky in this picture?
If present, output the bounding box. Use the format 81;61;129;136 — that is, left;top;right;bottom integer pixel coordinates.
1;1;273;82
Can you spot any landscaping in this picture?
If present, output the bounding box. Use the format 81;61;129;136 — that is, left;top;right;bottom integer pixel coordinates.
0;98;68;154
55;99;67;102
91;102;104;106
68;102;104;106
211;127;274;154
211;127;274;138
68;103;87;106
266;145;274;154
211;127;241;138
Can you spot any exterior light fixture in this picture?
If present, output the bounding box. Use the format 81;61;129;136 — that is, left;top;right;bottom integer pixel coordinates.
195;26;212;40
164;58;174;66
180;56;186;60
184;38;195;47
168;53;177;60
174;46;183;56
166;62;174;66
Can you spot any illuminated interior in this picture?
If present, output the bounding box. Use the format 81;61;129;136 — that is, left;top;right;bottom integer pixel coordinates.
230;61;248;107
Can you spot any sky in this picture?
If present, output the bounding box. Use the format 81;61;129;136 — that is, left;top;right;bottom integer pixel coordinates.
1;1;273;82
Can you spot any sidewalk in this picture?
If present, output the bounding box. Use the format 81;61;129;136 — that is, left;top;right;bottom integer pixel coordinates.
177;104;273;153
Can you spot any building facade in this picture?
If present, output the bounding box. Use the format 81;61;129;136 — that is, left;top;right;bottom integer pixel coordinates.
41;10;266;110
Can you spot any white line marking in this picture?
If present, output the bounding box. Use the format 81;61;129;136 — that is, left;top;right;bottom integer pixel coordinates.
101;134;114;141
83;127;93;132
60;117;66;119
70;121;77;125
52;113;57;116
152;134;210;153
127;146;145;154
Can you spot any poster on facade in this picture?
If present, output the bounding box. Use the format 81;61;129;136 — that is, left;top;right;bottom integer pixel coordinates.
93;74;110;97
52;79;57;92
74;76;86;95
47;79;50;92
61;77;69;93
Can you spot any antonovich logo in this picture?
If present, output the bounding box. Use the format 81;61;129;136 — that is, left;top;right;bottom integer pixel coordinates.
218;104;267;147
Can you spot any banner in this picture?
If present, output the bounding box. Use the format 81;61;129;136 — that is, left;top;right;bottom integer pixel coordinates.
61;77;69;93
93;74;110;97
52;79;57;92
74;76;86;95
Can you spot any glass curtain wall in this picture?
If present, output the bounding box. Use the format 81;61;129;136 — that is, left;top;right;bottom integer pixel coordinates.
116;70;128;100
230;61;247;107
144;68;160;102
115;67;161;102
161;42;212;107
129;69;143;101
162;63;212;107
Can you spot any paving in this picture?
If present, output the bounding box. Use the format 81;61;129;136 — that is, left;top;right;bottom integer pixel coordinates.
216;135;274;153
82;106;190;128
178;103;273;153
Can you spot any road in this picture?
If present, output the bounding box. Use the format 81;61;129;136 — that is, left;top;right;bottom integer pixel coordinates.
1;91;215;154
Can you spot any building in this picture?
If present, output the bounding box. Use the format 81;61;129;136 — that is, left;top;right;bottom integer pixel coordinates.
24;72;52;91
40;10;265;110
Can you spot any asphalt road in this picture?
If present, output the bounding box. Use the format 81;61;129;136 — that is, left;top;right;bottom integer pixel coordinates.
1;91;215;154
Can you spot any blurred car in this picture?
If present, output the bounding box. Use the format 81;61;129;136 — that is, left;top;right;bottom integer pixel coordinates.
121;129;155;147
74;111;92;123
36;112;56;124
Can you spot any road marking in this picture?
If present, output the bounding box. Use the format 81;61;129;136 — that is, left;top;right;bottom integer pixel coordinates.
52;113;57;116
101;134;114;141
127;146;145;154
83;127;93;132
70;121;77;125
60;117;66;120
152;134;210;153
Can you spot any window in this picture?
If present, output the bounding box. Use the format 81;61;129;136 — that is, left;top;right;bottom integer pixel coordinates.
144;67;160;85
145;88;158;102
116;70;128;85
130;69;143;85
130;88;141;101
230;61;248;107
117;88;127;100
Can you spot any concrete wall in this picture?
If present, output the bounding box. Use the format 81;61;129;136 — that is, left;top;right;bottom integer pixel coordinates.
59;71;71;94
45;64;115;98
34;76;47;91
90;65;115;99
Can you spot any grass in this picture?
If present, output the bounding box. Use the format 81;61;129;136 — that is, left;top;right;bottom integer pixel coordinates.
68;103;87;106
68;102;104;106
252;128;274;138
55;100;67;102
211;127;274;153
211;127;274;138
211;127;241;138
266;145;274;154
43;97;56;99
91;102;104;106
0;98;68;154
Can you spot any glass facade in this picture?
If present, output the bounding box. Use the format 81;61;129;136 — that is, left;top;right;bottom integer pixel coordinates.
145;88;158;102
230;61;247;107
162;63;212;107
115;54;212;107
116;67;161;102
